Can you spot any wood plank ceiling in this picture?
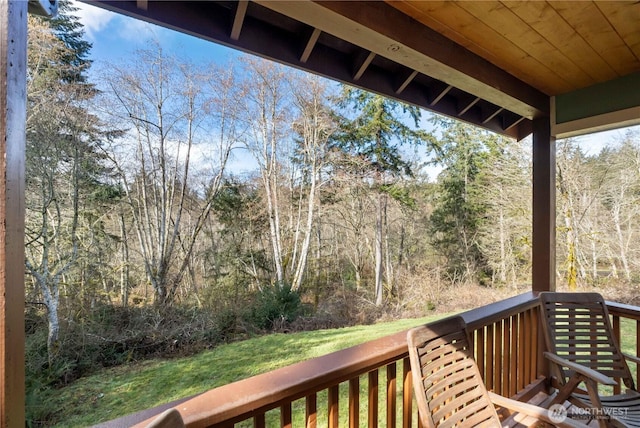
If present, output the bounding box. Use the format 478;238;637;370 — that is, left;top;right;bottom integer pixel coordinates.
88;1;640;140
388;1;640;96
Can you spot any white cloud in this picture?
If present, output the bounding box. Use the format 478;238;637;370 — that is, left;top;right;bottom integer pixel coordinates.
118;17;167;44
72;0;115;41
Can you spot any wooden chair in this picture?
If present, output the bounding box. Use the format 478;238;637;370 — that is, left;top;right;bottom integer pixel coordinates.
407;316;586;427
539;292;640;428
145;408;185;428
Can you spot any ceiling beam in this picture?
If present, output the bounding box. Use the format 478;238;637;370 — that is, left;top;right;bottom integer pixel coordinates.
84;0;533;139
230;1;248;41
552;72;640;137
429;84;452;107
395;70;418;95
483;107;504;125
256;0;548;119
299;28;321;63
458;97;480;117
353;51;375;81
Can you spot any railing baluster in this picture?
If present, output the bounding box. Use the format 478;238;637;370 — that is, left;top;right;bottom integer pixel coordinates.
349;377;359;428
612;314;622;394
387;363;397;428
494;320;503;395
369;370;379;428
403;357;412;428
523;309;532;386
510;315;518;397
637;319;640;388
254;413;266;428
486;323;494;391
328;385;339;428
517;311;526;391
306;393;317;428
476;327;485;382
281;403;292;428
502;317;511;395
531;308;540;382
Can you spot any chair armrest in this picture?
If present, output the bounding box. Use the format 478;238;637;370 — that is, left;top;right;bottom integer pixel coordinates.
623;352;640;366
544;352;617;386
488;392;588;428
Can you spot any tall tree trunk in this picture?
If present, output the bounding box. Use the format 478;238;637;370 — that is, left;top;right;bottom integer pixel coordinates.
383;195;394;297
375;192;384;306
119;210;130;307
292;171;317;291
612;198;632;281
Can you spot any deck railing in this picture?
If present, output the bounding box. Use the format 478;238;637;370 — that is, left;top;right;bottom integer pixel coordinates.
463;292;544;402
606;300;640;394
109;292;640;427
121;291;546;428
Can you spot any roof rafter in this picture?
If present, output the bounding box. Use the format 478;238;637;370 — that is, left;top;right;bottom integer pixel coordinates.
85;0;539;139
258;0;548;119
230;1;248;41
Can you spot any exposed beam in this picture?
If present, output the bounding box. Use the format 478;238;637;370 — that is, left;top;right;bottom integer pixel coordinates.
230;0;248;41
555;72;640;124
257;0;548;119
552;106;640;139
85;0;531;139
395;69;418;95
353;51;375;81
429;84;452;107
552;73;640;138
482;107;504;125
458;97;480;117
0;1;27;426
504;115;526;132
300;28;321;63
532;116;556;292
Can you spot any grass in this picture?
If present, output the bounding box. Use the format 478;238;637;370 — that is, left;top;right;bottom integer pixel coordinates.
617;317;639;383
48;315;444;427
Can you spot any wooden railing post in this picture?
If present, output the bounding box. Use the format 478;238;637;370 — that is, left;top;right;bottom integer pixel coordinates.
0;2;27;427
532;114;556;292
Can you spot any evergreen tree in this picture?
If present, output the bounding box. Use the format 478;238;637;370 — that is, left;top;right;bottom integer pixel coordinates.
429;119;491;284
26;4;118;363
47;0;93;83
333;86;434;304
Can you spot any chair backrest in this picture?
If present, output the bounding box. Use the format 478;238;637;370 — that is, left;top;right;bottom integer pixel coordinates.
539;292;635;390
407;316;500;428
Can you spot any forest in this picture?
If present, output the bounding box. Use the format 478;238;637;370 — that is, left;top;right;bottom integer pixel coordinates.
25;3;640;425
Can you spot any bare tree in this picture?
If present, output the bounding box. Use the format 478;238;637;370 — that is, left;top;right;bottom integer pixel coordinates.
101;45;238;306
289;76;335;291
239;58;292;285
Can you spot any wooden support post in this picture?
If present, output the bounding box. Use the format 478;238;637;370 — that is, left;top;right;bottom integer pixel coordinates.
0;1;27;427
532;115;556;292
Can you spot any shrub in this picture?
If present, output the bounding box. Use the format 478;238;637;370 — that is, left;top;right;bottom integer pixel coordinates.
245;282;303;331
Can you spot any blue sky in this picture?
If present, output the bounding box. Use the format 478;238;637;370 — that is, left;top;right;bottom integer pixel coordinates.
71;1;637;162
73;0;239;65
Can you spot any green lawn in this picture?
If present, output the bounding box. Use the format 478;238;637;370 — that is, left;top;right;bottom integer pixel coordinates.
48;315;443;427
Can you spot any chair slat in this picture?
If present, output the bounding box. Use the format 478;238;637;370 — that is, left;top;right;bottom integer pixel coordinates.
540;292;640;427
